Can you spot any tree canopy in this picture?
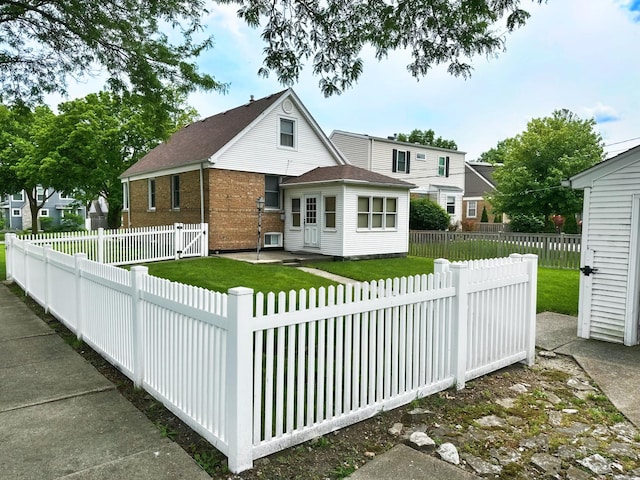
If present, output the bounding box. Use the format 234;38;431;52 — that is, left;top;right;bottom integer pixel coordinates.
397;128;457;150
489;109;604;223
0;89;197;230
0;0;223;103
2;0;544;100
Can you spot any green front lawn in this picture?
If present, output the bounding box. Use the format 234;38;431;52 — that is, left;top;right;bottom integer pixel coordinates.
0;244;5;281
309;256;579;316
140;257;339;295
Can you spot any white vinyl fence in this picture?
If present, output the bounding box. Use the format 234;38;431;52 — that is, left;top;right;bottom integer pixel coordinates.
18;223;208;265
4;233;537;473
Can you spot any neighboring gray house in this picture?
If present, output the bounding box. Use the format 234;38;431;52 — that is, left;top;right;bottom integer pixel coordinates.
1;188;87;231
281;164;414;258
330;131;466;226
566;144;640;345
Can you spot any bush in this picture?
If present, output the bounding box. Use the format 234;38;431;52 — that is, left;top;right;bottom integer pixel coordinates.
39;216;54;232
480;206;489;223
493;213;503;223
61;212;85;231
509;214;545;233
563;214;579;234
410;198;450;230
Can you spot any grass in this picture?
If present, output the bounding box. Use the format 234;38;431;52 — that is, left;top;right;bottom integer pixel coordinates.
309;255;579;316
140;257;339;295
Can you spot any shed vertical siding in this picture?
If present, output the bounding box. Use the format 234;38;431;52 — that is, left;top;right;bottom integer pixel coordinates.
583;164;640;343
215;101;341;176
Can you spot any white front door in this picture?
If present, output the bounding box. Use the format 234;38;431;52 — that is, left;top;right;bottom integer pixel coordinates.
304;195;319;248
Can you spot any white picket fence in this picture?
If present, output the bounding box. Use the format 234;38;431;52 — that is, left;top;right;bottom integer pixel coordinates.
4;233;537;473
18;223;209;265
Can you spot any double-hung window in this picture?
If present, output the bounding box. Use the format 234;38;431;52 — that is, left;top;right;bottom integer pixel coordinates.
324;196;336;229
123;182;129;211
171;175;180;209
291;198;301;227
392;149;410;173
357;196;397;230
280;118;295;148
12;192;24;202
446;196;456;215
36;187;46;203
438;156;450;177
467;200;477;218
265;175;280;209
148;178;156;210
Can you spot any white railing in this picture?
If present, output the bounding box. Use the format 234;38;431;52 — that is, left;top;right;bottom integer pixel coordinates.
18;223;208;265
4;233;537;473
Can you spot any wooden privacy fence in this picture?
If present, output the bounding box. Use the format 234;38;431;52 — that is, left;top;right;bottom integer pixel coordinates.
410;230;580;269
18;223;209;265
5;233;537;473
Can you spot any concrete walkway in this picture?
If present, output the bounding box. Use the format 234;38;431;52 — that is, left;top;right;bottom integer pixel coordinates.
0;283;209;480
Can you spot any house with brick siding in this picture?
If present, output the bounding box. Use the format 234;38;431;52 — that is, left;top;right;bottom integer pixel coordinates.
123;89;390;254
462;162;504;230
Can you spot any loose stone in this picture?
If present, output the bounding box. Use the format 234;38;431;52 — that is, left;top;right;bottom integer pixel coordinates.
475;415;508;429
461;453;502;476
509;383;528;394
437;442;460;465
388;423;403;436
407;431;436;451
495;397;516;409
531;452;562;475
578;453;612;475
402;408;432;425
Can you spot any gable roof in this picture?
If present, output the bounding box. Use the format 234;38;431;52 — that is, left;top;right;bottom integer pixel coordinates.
122;89;344;178
568;144;640;189
465;162;497;197
281;164;415;189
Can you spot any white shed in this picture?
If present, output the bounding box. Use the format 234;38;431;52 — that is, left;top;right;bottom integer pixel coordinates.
281;165;414;259
567;145;640;345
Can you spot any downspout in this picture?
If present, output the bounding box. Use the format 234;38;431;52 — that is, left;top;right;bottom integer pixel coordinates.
199;163;205;224
126;178;132;228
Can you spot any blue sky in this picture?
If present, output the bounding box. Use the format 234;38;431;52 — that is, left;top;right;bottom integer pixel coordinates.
51;0;640;160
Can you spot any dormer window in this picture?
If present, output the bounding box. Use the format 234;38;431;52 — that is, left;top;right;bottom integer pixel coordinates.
280;118;295;148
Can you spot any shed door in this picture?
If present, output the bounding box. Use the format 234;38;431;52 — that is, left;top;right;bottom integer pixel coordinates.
304;195;319;248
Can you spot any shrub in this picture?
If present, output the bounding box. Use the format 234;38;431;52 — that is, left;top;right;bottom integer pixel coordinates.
39;216;54;232
563;214;579;234
461;219;476;231
61;212;85;231
493;213;503;223
480;206;489;223
509;214;545;233
410;198;450;230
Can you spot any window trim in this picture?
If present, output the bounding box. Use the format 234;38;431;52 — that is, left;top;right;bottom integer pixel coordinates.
291;197;301;228
265;175;281;210
467;200;477;218
279;117;296;149
148;178;156;211
11;208;20;217
171;175;180;210
446;196;456;215
392;149;410;173
122;182;129;211
39;208;49;217
324;195;336;230
12;192;24;202
36;187;46;203
357;195;398;231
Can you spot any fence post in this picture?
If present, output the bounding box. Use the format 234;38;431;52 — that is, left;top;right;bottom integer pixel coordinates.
43;245;52;313
130;266;148;388
450;262;469;390
200;223;209;257
226;286;255;473
523;254;538;366
433;258;450;275
174;223;184;260
5;233;15;282
74;253;87;340
97;228;104;263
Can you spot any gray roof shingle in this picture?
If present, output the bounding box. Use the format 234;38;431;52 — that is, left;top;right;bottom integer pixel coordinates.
282;164;415;188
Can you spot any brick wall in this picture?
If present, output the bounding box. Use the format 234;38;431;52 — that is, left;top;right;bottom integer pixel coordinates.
208;169;283;252
123;168;284;251
462;199;494;229
124;169;206;227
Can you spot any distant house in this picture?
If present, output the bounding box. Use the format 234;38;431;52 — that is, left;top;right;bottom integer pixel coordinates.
329;131;466;226
566;144;640;345
1;189;87;231
281;165;414;258
462;162;504;230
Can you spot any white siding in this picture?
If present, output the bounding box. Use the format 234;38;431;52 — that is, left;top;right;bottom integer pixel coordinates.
330;132;370;168
582;161;640;343
342;185;410;257
283;185;345;256
215;100;341;176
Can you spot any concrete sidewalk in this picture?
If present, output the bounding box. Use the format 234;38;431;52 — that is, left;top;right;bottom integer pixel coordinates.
0;283;209;480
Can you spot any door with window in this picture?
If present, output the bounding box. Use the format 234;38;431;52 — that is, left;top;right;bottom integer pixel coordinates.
304;195;319;247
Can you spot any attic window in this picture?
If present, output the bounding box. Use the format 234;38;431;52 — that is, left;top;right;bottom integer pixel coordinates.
280;118;295;148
